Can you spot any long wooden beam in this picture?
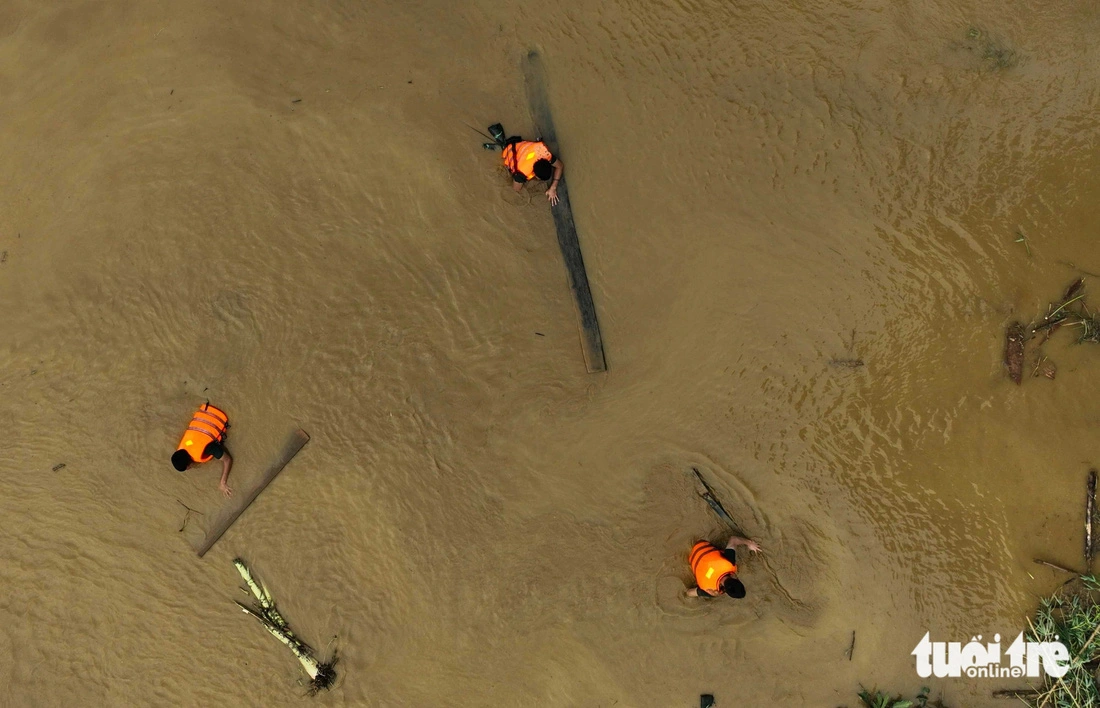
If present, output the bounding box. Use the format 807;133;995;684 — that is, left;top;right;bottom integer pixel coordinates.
523;50;607;373
191;429;310;557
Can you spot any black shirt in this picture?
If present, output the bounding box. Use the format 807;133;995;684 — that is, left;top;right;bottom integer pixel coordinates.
204;441;224;460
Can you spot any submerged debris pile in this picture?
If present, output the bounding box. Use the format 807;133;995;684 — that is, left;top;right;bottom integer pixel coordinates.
1004;279;1100;384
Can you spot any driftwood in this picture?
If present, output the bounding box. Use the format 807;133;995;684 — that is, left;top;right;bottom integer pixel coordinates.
233;558;337;693
1063;278;1085;303
1004;322;1025;384
1087;470;1097;570
692;467;738;531
1033;558;1078;575
846;631;856;661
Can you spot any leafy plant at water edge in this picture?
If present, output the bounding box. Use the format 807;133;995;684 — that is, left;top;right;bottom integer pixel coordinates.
1023;576;1100;708
857;686;943;708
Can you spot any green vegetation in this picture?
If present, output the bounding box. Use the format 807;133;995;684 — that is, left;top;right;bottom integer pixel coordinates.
1023;576;1100;708
857;686;944;708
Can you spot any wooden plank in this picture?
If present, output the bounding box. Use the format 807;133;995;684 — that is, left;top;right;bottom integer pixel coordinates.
191;429;310;557
523;50;607;373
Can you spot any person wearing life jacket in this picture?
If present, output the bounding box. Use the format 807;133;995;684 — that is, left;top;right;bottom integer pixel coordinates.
171;402;234;497
686;536;762;598
501;136;565;205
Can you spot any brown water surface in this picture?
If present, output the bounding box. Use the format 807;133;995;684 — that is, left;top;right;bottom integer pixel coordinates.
3;0;1100;706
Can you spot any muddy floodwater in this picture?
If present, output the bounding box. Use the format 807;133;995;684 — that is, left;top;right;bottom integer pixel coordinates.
3;1;1100;706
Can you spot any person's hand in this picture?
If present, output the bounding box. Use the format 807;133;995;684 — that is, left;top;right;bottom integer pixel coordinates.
547;186;559;206
744;540;762;554
219;482;233;498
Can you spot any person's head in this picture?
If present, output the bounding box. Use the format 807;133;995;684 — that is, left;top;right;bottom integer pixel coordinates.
721;576;746;599
512;171;528;184
533;159;553;181
171;450;192;472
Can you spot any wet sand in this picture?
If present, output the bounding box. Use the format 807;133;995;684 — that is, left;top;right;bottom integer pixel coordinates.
3;0;1100;706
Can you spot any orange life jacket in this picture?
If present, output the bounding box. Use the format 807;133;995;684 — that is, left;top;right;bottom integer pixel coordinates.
690;541;737;594
501;140;552;180
176;403;229;464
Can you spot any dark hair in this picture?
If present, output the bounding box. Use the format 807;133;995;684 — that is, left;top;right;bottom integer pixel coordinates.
512;171;528;184
171;450;192;472
722;577;746;599
533;159;553;181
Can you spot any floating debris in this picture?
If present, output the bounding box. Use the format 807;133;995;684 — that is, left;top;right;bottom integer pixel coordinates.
1015;229;1031;257
176;499;203;533
51;463;66;472
1004;321;1025;384
961;27;1018;70
232;559;337;695
829;329;865;369
1031;354;1055;380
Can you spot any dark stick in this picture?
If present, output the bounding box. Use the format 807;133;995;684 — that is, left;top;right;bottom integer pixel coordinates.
992;689;1041;699
176;499;203;533
846;631;856;661
1034;558;1079;575
692;467;738;530
1087;469;1096;570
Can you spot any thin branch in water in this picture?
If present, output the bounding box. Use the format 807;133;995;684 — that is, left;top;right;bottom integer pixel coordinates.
1033;558;1079;574
1015;230;1032;257
176;499;203;533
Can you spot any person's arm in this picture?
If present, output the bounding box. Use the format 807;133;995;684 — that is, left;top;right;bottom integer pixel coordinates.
546;159;565;205
726;536;762;553
512;179;524;193
219;451;233;497
686;586;700;597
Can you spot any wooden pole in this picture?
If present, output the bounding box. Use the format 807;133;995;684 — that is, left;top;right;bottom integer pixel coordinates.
191;429;310;557
523;49;607;374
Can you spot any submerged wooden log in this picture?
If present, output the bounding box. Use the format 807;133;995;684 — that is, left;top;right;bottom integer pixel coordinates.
1004;321;1025;384
523;50;607;374
192;429;310;557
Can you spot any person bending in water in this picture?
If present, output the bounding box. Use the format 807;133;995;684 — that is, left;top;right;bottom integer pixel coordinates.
686;536;762;598
171;402;234;497
501;136;565;206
